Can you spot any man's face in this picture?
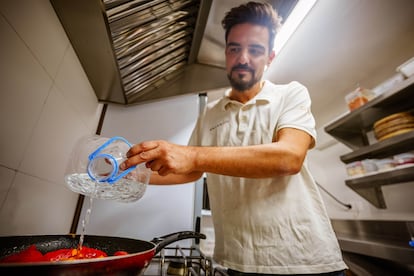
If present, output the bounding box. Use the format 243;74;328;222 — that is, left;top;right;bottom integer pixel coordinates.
225;23;275;91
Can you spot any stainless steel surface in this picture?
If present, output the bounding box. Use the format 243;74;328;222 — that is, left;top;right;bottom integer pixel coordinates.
331;219;414;265
49;0;297;105
210;220;414;276
342;251;414;276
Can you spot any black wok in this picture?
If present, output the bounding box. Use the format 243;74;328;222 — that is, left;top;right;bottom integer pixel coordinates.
0;231;205;275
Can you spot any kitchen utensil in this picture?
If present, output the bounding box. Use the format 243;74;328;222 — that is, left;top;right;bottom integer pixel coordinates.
0;231;205;275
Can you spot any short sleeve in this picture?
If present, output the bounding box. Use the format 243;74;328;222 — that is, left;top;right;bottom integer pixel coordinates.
276;81;317;148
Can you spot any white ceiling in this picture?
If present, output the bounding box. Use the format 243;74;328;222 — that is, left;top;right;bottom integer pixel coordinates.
199;0;414;126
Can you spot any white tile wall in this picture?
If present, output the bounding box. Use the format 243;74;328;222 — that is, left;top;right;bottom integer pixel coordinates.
0;0;68;78
0;0;103;235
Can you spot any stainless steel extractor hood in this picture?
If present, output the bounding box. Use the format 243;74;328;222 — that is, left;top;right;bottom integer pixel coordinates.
50;0;297;105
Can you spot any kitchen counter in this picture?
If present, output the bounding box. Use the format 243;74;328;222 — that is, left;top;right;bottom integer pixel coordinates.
331;219;414;264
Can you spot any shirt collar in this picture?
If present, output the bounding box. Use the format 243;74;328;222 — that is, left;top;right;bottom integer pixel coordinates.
220;80;271;111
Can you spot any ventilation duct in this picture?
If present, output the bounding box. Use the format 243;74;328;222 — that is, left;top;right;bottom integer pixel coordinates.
50;0;297;105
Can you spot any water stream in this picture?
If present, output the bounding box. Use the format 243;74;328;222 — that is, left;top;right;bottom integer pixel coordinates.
78;182;98;250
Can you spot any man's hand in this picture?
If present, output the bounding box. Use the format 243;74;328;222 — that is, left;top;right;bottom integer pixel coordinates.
120;140;197;176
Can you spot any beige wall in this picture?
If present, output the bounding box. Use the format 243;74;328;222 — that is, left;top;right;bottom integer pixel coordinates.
0;0;103;235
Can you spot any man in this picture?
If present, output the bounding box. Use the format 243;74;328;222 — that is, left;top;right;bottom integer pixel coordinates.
121;1;347;275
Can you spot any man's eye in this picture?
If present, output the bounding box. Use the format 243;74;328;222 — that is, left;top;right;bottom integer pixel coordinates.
227;47;240;54
249;48;264;56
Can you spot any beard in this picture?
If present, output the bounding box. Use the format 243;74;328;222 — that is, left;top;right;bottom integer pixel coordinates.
227;65;260;91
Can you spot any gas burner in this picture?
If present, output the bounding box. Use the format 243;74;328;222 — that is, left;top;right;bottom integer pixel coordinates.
144;245;213;276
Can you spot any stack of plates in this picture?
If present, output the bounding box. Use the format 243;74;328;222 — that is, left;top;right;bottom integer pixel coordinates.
373;111;414;141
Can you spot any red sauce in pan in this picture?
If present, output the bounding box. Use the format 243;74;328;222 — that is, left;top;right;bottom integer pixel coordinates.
0;245;128;263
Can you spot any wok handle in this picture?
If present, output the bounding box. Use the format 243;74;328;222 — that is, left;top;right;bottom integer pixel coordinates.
151;231;206;254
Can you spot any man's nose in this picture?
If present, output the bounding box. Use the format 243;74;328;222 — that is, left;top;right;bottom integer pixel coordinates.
237;48;249;64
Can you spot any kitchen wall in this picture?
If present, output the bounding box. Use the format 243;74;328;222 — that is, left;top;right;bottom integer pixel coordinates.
0;0;103;235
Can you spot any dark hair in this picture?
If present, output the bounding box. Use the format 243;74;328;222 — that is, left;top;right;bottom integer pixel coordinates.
221;1;282;51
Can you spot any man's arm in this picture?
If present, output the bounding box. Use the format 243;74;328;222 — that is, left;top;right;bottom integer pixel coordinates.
149;171;204;185
121;127;313;180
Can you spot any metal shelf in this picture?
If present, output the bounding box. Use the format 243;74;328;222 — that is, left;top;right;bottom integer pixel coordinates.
324;75;414;208
345;165;414;208
324;75;414;150
340;131;414;163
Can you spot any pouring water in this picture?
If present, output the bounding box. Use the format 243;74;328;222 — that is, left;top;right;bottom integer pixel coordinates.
64;135;150;203
64;135;151;250
78;183;97;250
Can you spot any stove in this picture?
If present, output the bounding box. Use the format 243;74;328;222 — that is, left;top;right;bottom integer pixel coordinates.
144;245;224;276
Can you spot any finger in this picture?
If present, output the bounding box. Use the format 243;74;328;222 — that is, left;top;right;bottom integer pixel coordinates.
127;141;159;157
138;143;164;161
158;166;171;176
145;160;153;169
146;160;163;172
139;148;158;160
120;154;146;170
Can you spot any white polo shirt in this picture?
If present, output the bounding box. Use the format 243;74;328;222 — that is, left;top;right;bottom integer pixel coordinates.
189;81;347;274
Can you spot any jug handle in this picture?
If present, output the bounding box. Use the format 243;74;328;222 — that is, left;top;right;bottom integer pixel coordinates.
88;136;133;161
88;136;137;185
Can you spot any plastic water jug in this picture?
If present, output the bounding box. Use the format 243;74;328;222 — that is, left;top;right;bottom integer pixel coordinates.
64;135;151;202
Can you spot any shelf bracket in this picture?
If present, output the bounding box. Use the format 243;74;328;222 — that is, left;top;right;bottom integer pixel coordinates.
348;186;387;209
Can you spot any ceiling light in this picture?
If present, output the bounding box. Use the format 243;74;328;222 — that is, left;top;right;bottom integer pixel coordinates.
273;0;317;55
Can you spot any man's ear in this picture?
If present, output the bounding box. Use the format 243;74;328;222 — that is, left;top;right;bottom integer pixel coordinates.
265;50;275;71
268;50;276;65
